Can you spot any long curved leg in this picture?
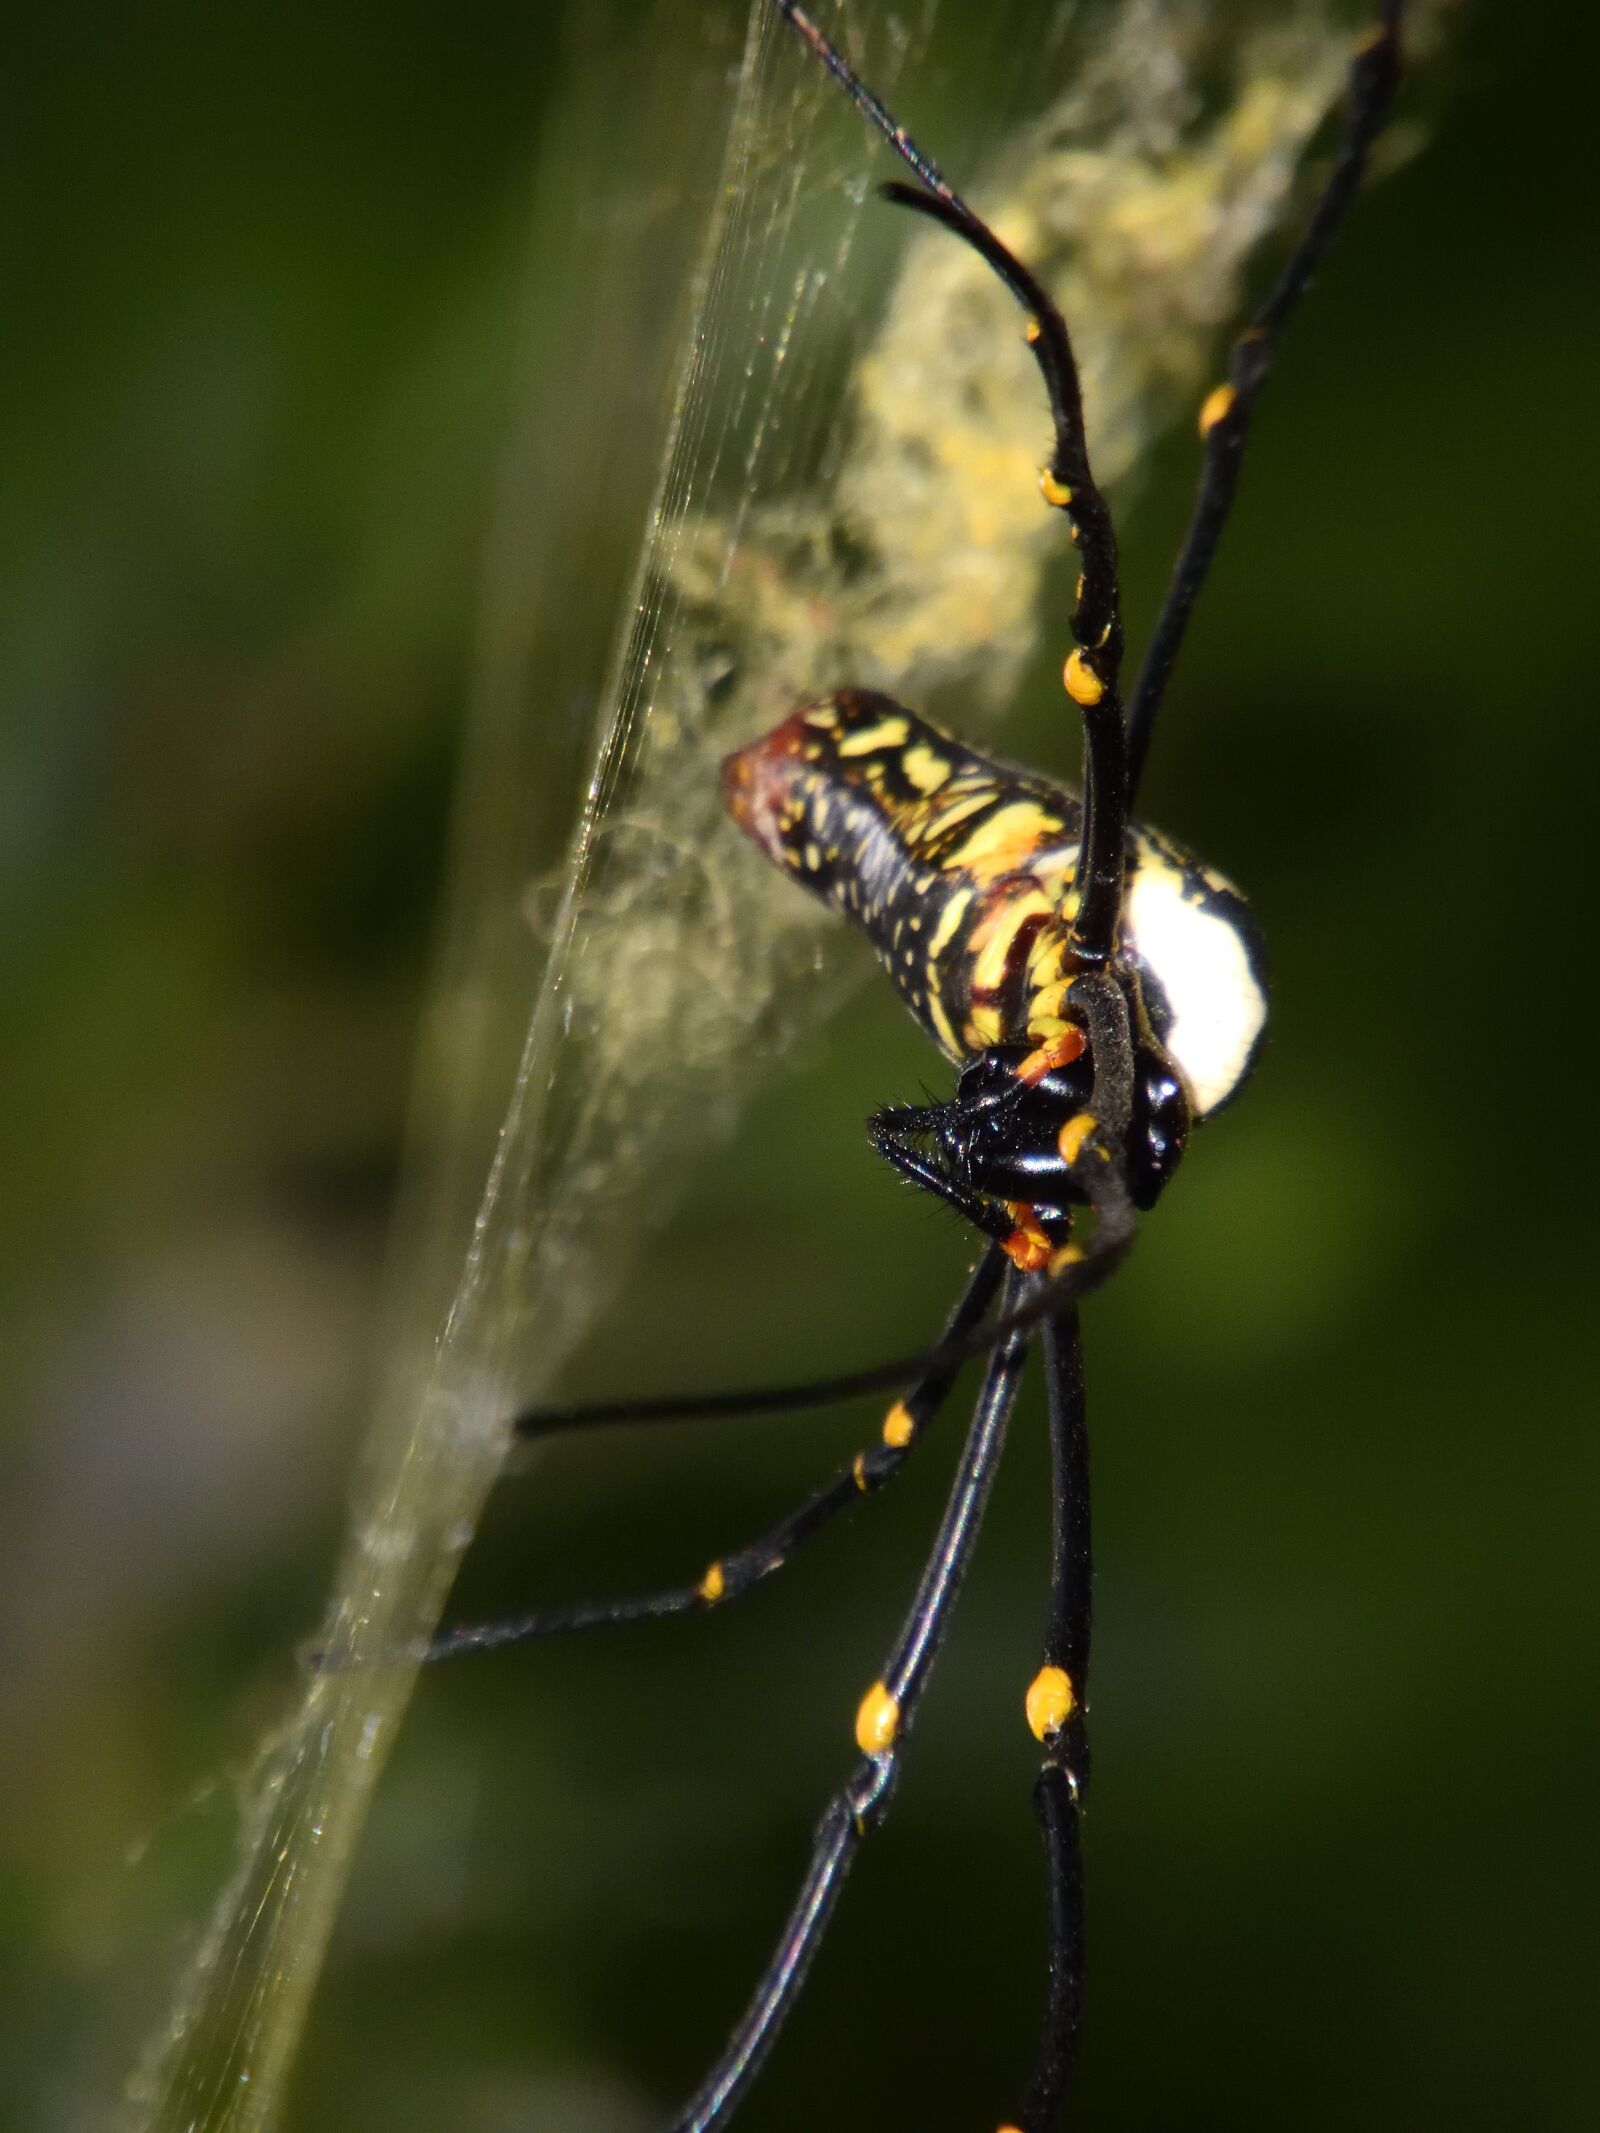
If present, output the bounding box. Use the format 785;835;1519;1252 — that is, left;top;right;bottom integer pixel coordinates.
1010;1307;1093;2131
767;0;1128;964
1125;1;1404;799
666;1291;1030;2132
518;970;1141;1448
510;1186;1132;1442
423;1250;1004;1662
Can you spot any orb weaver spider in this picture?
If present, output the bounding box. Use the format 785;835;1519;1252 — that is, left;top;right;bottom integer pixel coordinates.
428;3;1405;2126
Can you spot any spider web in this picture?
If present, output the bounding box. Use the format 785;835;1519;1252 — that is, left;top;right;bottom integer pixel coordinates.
121;2;1408;2125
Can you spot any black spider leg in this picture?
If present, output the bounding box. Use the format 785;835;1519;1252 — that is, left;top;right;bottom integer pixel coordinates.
881;186;1127;967
1124;0;1404;803
1070;962;1137;1165
513;974;1143;1444
667;1288;1031;2133
768;0;957;201
508;1216;1130;1438
768;0;1127;967
1014;1307;1092;2132
418;1248;1004;1664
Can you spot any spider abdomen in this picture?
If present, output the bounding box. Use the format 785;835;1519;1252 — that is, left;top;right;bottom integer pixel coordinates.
723;689;1268;1120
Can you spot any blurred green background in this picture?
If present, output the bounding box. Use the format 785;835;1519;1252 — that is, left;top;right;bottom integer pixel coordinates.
4;1;1597;2128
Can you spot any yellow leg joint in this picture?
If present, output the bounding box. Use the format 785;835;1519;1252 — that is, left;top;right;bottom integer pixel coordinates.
1017;1026;1087;1088
1033;976;1075;1014
855;1680;901;1756
1199;381;1237;436
1038;465;1073;508
1001;1206;1053;1273
1056;1111;1097;1165
1063;649;1104;706
698;1562;725;1604
881;1400;914;1449
1047;1241;1086;1278
1026;1664;1077;1742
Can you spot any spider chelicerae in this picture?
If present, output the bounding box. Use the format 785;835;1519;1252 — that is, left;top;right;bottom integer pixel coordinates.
425;4;1405;2126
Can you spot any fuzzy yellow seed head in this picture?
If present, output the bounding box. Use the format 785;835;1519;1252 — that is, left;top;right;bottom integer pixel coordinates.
1063;651;1104;707
1026;1665;1076;1742
1199;382;1237;436
855;1681;901;1755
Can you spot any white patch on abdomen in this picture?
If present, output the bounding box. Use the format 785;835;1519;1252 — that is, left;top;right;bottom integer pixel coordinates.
1123;850;1267;1117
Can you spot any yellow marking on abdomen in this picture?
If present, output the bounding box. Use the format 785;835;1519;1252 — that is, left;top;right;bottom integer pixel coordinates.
970;889;1054;995
927;791;1000;842
948;801;1061;885
926;992;962;1059
836;716;911;756
927;886;974;960
1025;1665;1076;1741
901;743;953;793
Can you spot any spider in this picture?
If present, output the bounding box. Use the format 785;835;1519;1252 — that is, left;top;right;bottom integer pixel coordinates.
425;4;1405;2126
